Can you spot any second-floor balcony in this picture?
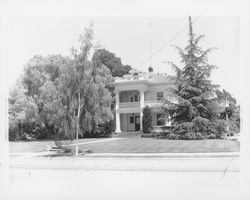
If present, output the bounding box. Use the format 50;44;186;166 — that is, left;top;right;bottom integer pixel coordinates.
119;102;140;108
119;100;164;109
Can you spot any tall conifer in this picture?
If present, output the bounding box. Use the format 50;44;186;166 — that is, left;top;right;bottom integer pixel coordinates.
163;16;225;139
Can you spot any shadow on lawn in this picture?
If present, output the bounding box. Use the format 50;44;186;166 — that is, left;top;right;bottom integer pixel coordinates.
40;149;93;158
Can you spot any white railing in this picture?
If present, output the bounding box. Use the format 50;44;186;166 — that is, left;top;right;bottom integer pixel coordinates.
119;102;140;108
144;100;164;107
119;100;164;108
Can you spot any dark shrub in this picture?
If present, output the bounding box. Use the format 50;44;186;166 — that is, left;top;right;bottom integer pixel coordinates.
36;130;48;140
102;119;115;135
191;117;210;133
173;122;194;135
167;133;178;140
212;120;227;138
142;106;152;133
185;132;197;140
195;132;206;140
141;133;155;138
9;129;18;141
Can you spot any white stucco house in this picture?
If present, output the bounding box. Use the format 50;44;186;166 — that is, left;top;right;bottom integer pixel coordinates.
112;67;176;133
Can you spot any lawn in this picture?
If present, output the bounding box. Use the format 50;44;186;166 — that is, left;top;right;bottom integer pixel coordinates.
10;138;240;153
78;138;239;153
9;138;104;153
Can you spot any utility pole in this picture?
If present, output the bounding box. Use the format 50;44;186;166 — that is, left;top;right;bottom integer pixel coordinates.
225;97;230;136
149;22;153;67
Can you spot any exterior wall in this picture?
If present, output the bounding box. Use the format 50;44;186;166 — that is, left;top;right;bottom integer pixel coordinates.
144;91;155;101
145;84;173;101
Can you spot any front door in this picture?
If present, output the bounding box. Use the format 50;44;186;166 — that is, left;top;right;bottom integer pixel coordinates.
135;116;140;131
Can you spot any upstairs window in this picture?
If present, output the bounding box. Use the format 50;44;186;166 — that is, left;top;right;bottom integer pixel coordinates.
157;92;164;101
134;94;139;102
130;96;134;102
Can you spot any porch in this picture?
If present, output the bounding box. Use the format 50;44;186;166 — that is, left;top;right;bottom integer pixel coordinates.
118;112;170;132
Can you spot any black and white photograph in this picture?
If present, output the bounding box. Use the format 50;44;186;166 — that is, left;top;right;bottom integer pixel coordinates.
0;0;250;199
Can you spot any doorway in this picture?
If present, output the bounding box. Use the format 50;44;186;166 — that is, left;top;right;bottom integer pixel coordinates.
135;116;140;131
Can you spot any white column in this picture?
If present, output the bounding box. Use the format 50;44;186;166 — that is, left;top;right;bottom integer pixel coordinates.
115;91;121;133
140;90;145;131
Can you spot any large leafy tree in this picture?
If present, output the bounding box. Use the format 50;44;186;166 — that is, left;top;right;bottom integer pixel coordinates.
163;16;225;139
22;55;68;97
92;48;132;133
92;48;131;77
9;25;114;142
57;24;113;153
15;55;70;139
9;83;39;140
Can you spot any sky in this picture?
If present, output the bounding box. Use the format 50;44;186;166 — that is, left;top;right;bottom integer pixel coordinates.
0;0;245;104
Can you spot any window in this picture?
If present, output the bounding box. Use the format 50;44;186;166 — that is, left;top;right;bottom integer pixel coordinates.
157;114;164;126
130;96;134;102
157;92;164;101
134;94;138;102
130;116;134;123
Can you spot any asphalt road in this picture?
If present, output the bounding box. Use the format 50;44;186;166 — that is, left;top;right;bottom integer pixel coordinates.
1;156;241;200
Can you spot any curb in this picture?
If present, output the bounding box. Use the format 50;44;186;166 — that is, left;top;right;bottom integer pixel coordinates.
82;152;240;158
10;152;240;158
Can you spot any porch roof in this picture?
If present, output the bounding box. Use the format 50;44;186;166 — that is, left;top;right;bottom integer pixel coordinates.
111;68;176;86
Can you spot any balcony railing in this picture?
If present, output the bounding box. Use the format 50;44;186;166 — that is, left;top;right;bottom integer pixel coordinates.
119;100;164;109
145;100;164;107
119;102;140;108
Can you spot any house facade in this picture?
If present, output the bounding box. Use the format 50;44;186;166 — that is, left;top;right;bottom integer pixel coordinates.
112;68;176;133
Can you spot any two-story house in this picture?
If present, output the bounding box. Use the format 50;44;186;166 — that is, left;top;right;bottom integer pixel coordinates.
112;67;176;133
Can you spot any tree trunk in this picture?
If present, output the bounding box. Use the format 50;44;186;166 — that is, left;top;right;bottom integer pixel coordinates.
75;91;81;155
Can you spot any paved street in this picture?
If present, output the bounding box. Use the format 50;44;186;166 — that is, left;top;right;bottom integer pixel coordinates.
4;168;239;200
9;156;239;172
1;156;240;200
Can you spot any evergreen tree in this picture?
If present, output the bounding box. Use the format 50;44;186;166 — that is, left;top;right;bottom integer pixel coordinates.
142;106;152;133
163;16;225;139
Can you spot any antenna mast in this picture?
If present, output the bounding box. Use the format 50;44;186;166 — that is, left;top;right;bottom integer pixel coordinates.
149;22;152;66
